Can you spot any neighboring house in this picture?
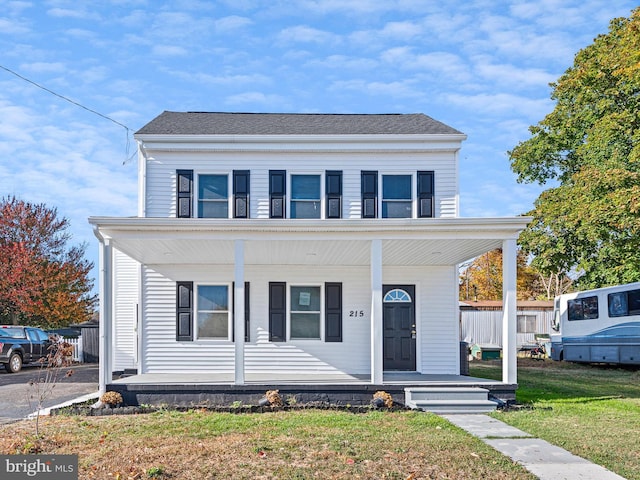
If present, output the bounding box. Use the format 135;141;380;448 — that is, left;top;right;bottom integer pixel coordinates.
460;300;554;349
89;112;529;397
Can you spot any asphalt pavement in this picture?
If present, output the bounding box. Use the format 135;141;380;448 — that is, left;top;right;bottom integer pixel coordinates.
0;363;98;424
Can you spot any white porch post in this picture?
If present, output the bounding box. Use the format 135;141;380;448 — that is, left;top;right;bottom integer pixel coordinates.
502;238;517;384
371;239;383;384
97;236;113;395
234;240;245;385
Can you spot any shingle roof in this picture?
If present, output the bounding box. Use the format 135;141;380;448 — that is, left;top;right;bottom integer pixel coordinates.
135;111;463;136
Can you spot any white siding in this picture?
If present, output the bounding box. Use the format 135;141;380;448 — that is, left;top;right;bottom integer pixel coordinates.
112;249;139;370
144;150;459;219
384;265;460;374
140;263;461;376
461;310;554;348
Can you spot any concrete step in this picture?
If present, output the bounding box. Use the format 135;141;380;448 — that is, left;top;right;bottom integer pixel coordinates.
405;387;498;414
407;399;498;414
406;387;491;402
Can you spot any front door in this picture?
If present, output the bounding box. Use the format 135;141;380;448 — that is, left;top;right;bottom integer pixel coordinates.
383;285;416;371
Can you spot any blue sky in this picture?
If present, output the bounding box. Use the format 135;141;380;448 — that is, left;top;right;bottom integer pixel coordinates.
0;0;637;288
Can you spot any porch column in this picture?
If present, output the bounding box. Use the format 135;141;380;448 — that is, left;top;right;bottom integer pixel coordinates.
97;235;113;396
371;239;383;384
234;240;245;385
502;238;517;384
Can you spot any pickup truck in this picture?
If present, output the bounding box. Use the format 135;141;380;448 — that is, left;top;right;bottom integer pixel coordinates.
0;326;53;373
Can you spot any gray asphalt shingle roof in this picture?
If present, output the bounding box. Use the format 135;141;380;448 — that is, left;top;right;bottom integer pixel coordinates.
135;111;463;136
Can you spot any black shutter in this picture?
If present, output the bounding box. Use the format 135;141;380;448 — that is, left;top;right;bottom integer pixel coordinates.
361;171;378;218
417;171;434;218
176;170;193;218
269;282;286;342
269;170;286;218
176;281;193;341
326;171;342;219
325;282;342;342
233;170;250;218
232;282;251;342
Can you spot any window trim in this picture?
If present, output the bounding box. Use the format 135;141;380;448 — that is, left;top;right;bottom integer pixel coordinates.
381;173;414;219
195;283;232;341
196;172;231;219
289;284;323;341
289;173;323;219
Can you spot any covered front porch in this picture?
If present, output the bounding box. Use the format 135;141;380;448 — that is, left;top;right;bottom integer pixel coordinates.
90;216;529;401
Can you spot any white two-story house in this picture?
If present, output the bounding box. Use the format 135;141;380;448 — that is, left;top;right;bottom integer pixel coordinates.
89;112;528;405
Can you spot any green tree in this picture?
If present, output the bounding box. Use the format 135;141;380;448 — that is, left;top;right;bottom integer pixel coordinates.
0;196;96;327
509;8;640;289
459;248;540;301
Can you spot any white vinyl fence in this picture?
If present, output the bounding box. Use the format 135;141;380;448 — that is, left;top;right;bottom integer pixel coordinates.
62;336;84;363
460;310;554;348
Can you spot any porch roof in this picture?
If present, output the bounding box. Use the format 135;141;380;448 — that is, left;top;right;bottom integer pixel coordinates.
88;217;530;267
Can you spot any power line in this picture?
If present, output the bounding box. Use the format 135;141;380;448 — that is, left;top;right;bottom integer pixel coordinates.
0;64;137;163
0;64;132;133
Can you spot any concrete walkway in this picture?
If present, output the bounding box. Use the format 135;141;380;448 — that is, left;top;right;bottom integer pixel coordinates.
443;414;627;480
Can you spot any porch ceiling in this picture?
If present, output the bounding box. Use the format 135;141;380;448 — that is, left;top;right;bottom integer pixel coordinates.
89;217;530;267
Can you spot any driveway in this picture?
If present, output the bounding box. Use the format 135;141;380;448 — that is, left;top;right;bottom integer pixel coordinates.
0;363;98;424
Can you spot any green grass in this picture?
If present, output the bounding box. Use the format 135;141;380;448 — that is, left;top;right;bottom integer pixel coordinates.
1;409;535;479
470;359;640;480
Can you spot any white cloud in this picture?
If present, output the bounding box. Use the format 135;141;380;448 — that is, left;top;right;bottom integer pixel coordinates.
305;55;377;70
473;61;557;89
444;92;552;119
330;79;424;100
46;7;100;20
278;25;341;45
151;45;189;56
224;91;287;107
215;15;253;32
0;17;30;35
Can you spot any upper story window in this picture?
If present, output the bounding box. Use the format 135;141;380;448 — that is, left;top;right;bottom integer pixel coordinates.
291;174;321;219
382;175;412;218
362;171;434;219
198;174;228;218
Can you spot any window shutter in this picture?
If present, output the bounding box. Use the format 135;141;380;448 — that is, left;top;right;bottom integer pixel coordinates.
361;171;378;218
233;170;250;218
176;281;193;341
269;282;286;341
176;170;193;218
232;282;251;342
417;171;434;218
325;282;342;342
326;171;342;219
269;170;286;218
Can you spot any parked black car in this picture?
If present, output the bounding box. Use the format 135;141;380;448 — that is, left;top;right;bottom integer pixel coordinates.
0;326;53;373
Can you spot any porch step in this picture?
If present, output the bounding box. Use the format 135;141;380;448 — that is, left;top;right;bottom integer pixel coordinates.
404;387;498;414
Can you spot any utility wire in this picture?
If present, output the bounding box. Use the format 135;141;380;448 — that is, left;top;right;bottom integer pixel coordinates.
0;64;134;163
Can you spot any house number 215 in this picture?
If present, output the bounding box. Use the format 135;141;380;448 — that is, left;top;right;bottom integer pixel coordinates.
349;310;365;317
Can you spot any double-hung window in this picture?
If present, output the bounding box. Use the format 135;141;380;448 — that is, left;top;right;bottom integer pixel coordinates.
382;174;412;218
291;174;321;219
198;174;229;218
290;286;321;339
196;285;230;339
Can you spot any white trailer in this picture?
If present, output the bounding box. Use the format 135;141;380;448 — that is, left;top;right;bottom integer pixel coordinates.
551;282;640;364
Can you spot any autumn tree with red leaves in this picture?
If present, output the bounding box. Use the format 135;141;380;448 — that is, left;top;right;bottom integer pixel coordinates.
0;196;96;327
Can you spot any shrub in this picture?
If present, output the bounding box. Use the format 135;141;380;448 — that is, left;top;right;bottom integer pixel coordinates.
100;391;123;407
373;391;393;408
